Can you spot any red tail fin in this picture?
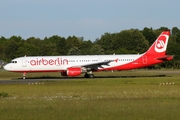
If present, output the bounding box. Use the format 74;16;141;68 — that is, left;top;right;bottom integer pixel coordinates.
145;31;170;56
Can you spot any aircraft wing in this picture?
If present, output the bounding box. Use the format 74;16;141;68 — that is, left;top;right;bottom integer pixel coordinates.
83;61;111;70
72;60;116;71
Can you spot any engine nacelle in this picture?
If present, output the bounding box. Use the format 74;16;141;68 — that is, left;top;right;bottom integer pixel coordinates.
61;67;82;77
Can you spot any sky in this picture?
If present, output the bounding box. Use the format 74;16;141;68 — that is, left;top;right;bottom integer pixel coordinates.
0;0;180;41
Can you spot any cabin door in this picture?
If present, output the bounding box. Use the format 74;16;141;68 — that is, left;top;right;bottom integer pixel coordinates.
22;57;27;67
98;58;103;62
142;56;147;64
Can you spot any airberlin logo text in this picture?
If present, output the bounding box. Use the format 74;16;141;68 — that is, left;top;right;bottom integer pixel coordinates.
30;58;68;66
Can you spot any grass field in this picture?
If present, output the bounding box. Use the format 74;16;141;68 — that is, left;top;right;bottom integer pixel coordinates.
0;70;180;120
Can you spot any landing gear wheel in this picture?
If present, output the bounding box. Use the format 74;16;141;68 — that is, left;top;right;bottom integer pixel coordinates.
89;74;94;78
84;73;94;78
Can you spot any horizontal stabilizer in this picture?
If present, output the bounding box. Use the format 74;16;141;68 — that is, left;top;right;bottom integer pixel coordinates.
156;55;174;61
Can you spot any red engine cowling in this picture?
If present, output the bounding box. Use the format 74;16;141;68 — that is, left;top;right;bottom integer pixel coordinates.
61;67;82;77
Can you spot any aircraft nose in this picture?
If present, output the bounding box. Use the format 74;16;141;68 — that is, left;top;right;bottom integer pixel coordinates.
3;64;11;71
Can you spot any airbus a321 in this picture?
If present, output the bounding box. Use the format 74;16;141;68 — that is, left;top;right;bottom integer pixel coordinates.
4;31;173;79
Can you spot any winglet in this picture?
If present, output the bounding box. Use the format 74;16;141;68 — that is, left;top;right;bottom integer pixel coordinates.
114;58;118;63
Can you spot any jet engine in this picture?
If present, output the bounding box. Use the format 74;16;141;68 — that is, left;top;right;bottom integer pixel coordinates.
61;67;82;77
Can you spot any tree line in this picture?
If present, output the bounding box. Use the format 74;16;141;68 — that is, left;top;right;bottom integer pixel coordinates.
0;27;180;69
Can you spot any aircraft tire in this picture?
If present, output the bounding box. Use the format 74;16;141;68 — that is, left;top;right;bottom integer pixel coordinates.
84;73;94;78
89;74;94;78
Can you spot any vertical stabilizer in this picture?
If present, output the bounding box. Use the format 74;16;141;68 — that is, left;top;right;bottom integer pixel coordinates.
145;31;170;56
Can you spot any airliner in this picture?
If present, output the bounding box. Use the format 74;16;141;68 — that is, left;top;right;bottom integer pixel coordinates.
4;31;173;79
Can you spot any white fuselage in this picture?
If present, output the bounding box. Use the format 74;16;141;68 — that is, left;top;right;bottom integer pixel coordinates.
4;54;143;72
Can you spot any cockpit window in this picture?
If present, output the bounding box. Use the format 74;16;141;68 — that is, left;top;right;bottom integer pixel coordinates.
11;61;17;63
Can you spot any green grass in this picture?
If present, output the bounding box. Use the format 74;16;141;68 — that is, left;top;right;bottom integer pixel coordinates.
0;70;180;120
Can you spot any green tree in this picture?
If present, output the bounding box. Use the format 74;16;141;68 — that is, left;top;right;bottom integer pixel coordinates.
66;36;82;50
25;37;41;55
157;27;169;31
56;37;67;55
165;42;180;68
141;27;156;45
4;40;19;61
175;31;180;44
116;48;129;54
79;40;93;55
95;33;116;54
131;30;149;53
172;27;179;35
68;47;81;55
44;35;66;55
0;37;6;60
154;27;170;37
44;35;61;44
9;36;23;42
90;44;104;55
114;29;149;54
39;41;58;56
16;42;40;56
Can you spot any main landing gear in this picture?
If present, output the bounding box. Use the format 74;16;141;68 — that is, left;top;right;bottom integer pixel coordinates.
84;71;94;78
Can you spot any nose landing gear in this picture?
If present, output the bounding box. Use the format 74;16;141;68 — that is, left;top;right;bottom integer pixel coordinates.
23;72;26;79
